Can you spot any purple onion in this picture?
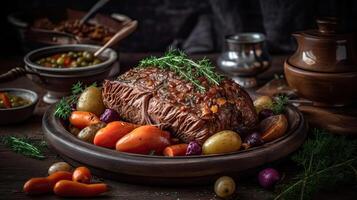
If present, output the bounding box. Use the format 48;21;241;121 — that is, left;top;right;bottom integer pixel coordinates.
186;141;202;156
258;109;274;121
242;132;264;149
100;109;120;123
258;168;281;189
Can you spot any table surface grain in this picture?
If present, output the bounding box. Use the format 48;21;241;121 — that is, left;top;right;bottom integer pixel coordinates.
0;54;356;200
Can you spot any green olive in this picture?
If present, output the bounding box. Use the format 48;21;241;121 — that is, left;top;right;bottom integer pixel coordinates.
214;176;236;198
76;86;105;116
202;130;242;155
77;122;106;143
48;162;72;175
83;51;94;61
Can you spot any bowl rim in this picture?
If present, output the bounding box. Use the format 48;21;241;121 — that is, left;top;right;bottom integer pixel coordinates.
285;59;357;76
24;44;117;73
0;88;38;111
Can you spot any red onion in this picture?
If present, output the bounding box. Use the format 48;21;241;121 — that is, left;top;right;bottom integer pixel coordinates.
100;109;120;123
186;141;202;155
258;109;274;121
242;132;264;149
258;168;281;189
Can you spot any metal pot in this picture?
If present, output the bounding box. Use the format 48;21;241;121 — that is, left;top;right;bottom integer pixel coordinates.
0;44;118;104
217;33;270;88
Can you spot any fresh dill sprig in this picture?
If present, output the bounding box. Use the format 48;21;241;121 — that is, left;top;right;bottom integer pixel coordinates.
274;129;357;200
138;49;223;92
1;136;46;159
272;95;289;114
54;81;97;119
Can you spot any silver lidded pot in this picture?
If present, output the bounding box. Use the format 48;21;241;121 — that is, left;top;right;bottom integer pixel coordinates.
217;33;270;88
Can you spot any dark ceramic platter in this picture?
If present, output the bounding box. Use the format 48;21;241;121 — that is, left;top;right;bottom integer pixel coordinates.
43;104;307;185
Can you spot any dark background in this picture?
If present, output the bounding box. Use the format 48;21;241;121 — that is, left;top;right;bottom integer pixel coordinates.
1;0;356;57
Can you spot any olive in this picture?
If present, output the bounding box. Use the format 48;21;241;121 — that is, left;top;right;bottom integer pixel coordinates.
202;130;242;155
70;61;78;68
214;176;236;198
93;59;102;65
48;162;72;175
83;51;94;61
56;57;65;65
80;61;88;67
77;122;106;143
77;86;105;116
77;57;84;64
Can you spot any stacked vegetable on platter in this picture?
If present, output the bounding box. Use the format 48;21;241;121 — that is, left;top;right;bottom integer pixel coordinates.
55;50;289;157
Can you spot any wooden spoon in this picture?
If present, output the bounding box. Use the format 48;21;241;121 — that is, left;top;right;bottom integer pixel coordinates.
94;20;138;57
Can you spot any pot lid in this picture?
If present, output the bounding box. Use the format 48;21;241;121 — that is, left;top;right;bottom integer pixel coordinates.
298;17;352;40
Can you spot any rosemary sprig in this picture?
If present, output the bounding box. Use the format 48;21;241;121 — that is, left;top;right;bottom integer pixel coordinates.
1;136;46;159
272;95;289;114
139;49;223;92
54;81;97;119
275;129;357;200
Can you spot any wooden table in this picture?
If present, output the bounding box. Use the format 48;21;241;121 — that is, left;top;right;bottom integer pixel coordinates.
0;54;355;200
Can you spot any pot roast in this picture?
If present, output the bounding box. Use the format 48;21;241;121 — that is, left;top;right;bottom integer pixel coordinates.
102;67;258;144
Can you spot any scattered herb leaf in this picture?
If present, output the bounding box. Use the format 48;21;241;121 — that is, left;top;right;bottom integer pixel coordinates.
274;129;357;200
272;95;289;114
139;49;223;92
1;136;46;159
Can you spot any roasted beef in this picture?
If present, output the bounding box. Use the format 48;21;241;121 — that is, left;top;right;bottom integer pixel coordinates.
102;67;258;144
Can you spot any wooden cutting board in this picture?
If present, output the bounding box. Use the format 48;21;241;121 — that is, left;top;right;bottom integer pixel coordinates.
256;79;357;136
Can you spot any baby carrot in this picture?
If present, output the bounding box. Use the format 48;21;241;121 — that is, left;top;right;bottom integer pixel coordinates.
163;144;189;157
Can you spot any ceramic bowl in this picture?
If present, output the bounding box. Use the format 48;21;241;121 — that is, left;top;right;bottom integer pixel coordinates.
24;44;118;104
284;60;357;106
0;88;38;124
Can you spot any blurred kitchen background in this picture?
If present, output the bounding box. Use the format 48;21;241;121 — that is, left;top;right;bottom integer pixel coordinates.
1;0;356;57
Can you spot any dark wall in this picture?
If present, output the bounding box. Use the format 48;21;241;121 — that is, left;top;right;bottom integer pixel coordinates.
1;0;356;56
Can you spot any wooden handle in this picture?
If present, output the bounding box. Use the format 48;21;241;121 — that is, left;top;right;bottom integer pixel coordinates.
80;0;111;25
0;67;36;83
94;20;138;57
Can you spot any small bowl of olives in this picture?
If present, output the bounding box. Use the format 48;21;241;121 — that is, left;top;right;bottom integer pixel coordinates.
0;88;38;124
23;44;118;103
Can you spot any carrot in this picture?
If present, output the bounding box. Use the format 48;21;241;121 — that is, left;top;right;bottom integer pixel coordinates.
116;125;171;155
69;111;101;129
23;171;72;195
94;121;138;148
0;92;11;108
72;166;91;183
163;144;189;157
53;180;107;197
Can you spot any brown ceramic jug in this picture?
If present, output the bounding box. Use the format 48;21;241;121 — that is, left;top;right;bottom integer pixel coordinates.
288;17;357;73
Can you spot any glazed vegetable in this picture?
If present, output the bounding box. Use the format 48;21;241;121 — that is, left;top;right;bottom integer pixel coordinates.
69;111;101;129
260;114;288;142
258;109;274;121
77;86;105;116
0;92;30;109
48;162;72;175
68;125;81;136
214;176;236;198
258;168;280;189
72;166;91;183
36;51;102;68
116;125;171;155
186;141;202;156
202;130;242;155
163;144;188;157
94;121;138;149
53;180;108;197
77;122;106;143
100;109;120;123
241;132;264;150
254;96;273;113
23;171;72;195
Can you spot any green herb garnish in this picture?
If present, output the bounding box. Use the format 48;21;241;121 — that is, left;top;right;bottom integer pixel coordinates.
1;136;46;159
275;129;357;200
54;81;97;119
272;95;289;114
139;49;223;92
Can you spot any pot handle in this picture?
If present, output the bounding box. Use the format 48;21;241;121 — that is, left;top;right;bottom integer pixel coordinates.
0;67;38;83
